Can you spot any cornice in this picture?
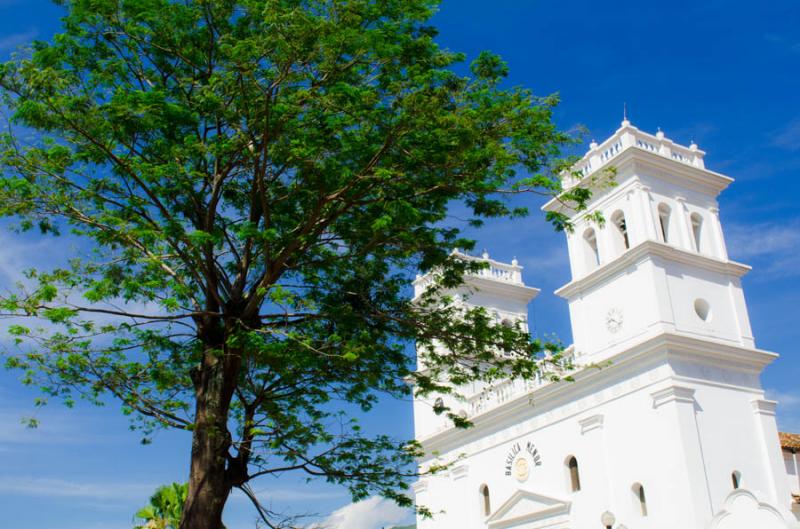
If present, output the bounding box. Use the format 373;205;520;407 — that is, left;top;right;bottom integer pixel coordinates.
418;332;776;454
463;275;541;303
751;399;778;417
542;145;732;214
578;414;604;435
554;240;750;299
650;385;696;409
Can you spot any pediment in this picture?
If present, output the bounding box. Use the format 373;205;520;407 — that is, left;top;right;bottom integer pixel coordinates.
487;489;571;529
708;489;799;529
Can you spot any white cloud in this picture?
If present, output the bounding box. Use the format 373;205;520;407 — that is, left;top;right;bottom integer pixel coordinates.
767;388;800;407
766;388;800;433
309;497;411;529
0;228;171;339
764;33;800;56
773;118;800;151
0;29;37;51
725;219;800;277
0;230;57;285
0;475;155;500
229;486;346;503
0;407;108;448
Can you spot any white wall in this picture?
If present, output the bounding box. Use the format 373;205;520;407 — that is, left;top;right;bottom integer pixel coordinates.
414;347;788;529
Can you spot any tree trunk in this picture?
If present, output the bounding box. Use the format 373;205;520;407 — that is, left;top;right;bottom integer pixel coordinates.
180;347;236;529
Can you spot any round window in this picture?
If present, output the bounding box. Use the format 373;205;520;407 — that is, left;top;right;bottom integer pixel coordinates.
694;298;711;321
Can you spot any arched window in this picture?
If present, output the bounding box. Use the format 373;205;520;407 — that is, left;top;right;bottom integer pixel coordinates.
567;456;581;492
610;210;630;253
658;203;672;243
632;483;648;516
479;484;491;516
732;471;741;489
583;228;600;270
690;212;703;252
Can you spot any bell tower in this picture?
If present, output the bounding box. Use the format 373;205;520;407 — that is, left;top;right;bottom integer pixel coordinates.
544;119;754;365
411;251;539;440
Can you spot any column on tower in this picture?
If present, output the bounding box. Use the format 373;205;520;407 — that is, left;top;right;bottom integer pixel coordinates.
708;206;729;260
634;184;659;242
673;196;695;252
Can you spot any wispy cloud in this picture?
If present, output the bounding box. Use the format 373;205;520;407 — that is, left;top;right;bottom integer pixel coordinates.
766;388;800;433
0;229;57;285
0;405;123;450
726;219;800;278
308;496;411;529
0;29;37;51
772;117;800;151
230;486;347;503
0;475;156;501
666;122;718;147
764;33;800;55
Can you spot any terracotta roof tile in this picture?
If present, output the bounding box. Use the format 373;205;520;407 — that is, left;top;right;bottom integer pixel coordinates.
780;432;800;451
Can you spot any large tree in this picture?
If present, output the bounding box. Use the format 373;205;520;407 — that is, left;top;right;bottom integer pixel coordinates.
0;1;591;528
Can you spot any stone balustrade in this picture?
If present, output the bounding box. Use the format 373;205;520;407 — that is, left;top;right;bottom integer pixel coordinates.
427;346;578;436
564;120;706;188
413;250;523;298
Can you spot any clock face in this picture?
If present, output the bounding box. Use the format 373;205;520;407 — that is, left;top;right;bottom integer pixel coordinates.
606;308;623;333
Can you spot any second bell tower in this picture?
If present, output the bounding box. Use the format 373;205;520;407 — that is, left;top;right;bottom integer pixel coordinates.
545;119;754;364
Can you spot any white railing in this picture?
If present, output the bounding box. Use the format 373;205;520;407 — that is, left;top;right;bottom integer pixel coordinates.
426;346;579;436
600;139;623;162
636;137;658;152
467;345;577;417
413;251;524;298
412;273;436;298
473;257;523;284
564;121;706;187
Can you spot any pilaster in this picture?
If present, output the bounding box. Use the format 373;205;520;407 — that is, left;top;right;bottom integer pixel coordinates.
449;464;473;529
673;196;694;252
650;385;714;527
708;206;729;261
751;399;792;505
578;414;613;509
636;184;659;242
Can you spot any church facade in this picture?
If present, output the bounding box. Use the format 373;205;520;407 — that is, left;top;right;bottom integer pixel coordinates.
411;120;800;529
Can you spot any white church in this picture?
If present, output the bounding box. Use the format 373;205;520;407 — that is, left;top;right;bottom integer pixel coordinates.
410;120;800;529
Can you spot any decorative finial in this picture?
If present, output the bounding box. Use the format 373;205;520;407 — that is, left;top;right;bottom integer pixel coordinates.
481;249;489;260
511;257;519;266
689;140;698;151
589;139;598;149
656;126;664;140
621;102;631;127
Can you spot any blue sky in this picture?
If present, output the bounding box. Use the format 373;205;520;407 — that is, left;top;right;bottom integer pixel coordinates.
0;1;798;528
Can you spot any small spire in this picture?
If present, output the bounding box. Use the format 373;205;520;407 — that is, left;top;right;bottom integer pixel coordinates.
621;102;630;126
656;126;664;140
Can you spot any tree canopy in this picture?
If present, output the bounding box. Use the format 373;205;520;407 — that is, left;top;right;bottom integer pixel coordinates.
0;1;591;527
